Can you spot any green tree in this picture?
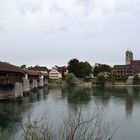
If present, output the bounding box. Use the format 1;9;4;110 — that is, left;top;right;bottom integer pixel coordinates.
79;61;92;78
67;59;92;78
20;64;26;69
67;59;80;77
122;74;128;82
93;64;112;76
109;70;116;83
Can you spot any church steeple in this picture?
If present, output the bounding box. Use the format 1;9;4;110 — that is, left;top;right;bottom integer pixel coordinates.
125;50;133;65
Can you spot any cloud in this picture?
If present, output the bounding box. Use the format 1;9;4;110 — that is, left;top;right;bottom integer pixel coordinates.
20;3;41;15
0;27;5;32
0;0;123;32
0;0;140;67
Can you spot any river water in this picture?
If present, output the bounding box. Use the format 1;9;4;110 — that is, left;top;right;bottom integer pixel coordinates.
0;86;140;140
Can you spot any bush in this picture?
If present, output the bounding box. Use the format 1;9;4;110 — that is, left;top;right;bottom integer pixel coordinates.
65;73;77;85
133;74;140;84
122;75;128;82
21;107;118;140
0;107;118;140
0;129;9;140
96;74;106;85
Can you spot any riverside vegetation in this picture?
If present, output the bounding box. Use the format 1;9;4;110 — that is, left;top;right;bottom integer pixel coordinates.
0;106;118;140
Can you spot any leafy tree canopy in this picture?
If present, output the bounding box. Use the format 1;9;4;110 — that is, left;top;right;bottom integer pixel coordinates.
93;64;112;76
68;59;80;77
20;64;26;69
67;59;92;78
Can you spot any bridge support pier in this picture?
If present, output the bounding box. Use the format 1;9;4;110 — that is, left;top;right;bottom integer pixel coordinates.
38;76;44;88
44;79;48;86
14;82;23;98
23;77;30;93
30;79;38;90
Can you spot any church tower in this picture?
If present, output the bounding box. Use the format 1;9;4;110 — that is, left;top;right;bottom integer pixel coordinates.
125;50;133;65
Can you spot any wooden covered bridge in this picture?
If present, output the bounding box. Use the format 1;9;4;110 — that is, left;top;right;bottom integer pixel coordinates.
0;62;48;100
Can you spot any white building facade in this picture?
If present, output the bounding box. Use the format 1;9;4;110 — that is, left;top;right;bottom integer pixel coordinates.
49;68;62;80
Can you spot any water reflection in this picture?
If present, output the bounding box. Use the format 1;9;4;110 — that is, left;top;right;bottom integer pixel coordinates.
48;88;62;101
125;95;133;116
93;86;140;117
0;87;49;137
65;86;92;104
0;86;140;140
29;87;49;103
92;86;111;106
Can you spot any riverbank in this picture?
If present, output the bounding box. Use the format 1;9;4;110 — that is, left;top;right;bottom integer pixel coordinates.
104;81;140;87
93;84;140;87
48;80;140;88
48;80;93;88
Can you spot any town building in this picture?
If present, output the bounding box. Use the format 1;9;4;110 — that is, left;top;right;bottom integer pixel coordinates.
113;50;140;76
49;67;62;80
125;50;133;65
131;60;140;74
113;65;135;76
55;65;68;79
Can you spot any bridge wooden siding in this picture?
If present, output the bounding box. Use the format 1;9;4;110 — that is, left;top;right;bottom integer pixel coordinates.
0;62;24;86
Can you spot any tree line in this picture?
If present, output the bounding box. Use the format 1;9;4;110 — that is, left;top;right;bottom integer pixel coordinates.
67;58;112;78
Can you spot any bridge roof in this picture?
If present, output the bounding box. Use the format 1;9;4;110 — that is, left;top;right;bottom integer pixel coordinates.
30;66;48;72
23;69;41;76
0;61;24;74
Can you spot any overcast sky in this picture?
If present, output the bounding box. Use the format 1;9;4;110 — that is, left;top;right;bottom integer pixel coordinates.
0;0;140;68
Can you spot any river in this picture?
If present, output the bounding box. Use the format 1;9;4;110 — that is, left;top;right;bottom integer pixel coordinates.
0;86;140;140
